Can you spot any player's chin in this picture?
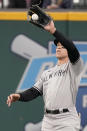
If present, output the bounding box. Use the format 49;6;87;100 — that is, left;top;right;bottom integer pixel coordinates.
56;54;62;59
56;55;67;60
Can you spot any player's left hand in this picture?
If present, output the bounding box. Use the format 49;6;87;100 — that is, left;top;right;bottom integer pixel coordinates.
27;5;52;28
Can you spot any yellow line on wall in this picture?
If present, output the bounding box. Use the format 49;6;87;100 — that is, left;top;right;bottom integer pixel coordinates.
47;12;68;21
68;12;87;21
48;12;87;21
0;12;27;20
0;11;87;21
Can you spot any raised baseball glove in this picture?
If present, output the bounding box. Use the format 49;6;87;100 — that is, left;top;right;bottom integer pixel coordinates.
27;5;52;28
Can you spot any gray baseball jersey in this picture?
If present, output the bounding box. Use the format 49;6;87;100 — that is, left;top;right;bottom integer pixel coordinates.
33;57;84;131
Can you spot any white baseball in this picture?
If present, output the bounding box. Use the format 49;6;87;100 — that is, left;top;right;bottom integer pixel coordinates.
32;14;39;21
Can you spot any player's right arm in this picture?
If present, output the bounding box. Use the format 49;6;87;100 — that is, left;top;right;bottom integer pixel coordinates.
7;71;45;107
7;87;41;107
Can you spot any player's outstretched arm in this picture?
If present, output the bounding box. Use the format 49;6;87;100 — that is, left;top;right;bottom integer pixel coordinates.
7;87;41;107
44;21;56;34
44;20;80;64
7;93;20;107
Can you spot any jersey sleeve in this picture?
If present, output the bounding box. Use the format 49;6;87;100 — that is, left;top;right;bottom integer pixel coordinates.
18;87;41;102
33;72;45;95
53;30;80;64
70;57;84;76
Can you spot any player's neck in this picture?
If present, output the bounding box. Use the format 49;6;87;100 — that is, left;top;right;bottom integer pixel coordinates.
57;57;69;66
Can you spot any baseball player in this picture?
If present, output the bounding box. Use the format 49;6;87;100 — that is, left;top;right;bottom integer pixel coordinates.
7;19;85;130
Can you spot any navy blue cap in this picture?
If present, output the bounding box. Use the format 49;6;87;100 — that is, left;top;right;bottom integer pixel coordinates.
54;39;59;46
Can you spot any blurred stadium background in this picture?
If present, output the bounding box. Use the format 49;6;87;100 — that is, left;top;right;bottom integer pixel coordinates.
0;0;87;8
0;0;87;131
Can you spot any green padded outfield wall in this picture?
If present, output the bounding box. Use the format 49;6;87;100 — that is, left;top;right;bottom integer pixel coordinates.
0;11;87;131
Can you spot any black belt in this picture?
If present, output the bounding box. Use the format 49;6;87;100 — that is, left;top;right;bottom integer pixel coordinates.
46;108;69;114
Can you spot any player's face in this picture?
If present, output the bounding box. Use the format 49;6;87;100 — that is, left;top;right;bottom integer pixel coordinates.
56;42;68;59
